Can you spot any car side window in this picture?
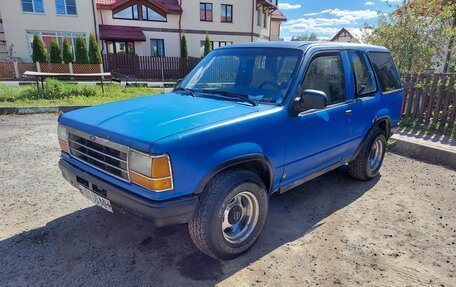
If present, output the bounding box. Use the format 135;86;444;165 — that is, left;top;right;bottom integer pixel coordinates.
302;54;346;105
368;52;402;92
349;51;377;96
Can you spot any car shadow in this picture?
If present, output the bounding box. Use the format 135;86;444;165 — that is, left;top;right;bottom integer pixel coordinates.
0;167;380;286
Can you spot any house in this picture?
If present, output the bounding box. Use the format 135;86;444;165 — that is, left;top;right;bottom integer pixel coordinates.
0;10;7;60
0;0;98;62
96;0;286;57
0;0;286;61
330;28;372;44
270;8;287;41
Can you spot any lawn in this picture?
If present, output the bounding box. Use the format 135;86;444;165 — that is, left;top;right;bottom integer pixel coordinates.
0;79;163;107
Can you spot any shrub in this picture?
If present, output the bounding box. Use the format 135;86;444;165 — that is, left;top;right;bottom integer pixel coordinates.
181;34;188;58
49;39;62;63
88;33;102;64
32;34;47;63
62;38;73;64
204;34;211;57
75;36;89;64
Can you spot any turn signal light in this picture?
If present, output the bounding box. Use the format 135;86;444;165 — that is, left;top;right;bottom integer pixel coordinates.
130;172;172;191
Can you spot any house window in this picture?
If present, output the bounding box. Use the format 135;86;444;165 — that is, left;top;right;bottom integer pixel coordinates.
263;12;267;28
200;3;213;21
27;31;86;58
106;41;135;54
113;4;139;20
142;5;166;21
150;39;165;57
21;0;44;13
56;0;77;15
221;4;232;23
256;8;261;26
200;40;233;55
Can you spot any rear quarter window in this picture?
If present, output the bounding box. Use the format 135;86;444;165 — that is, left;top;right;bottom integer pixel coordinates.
368;52;402;93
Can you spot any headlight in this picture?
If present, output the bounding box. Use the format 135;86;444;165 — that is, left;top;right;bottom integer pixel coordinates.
57;124;69;153
129;150;173;191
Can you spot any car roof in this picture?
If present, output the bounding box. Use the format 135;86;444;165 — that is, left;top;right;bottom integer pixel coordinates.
223;41;389;53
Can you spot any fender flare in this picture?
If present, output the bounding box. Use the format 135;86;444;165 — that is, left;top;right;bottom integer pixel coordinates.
350;116;391;162
194;154;274;194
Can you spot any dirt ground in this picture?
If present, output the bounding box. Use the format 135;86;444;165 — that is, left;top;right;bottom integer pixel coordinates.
0;114;455;287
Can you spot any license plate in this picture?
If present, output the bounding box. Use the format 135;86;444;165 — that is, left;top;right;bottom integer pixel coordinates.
79;185;113;212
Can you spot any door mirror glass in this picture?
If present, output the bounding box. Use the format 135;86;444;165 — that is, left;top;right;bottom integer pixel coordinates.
292;89;328;114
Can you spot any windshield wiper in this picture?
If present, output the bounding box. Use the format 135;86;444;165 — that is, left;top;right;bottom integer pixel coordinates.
201;89;257;106
173;87;196;97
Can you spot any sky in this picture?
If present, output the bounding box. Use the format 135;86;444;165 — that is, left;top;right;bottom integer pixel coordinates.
278;0;403;40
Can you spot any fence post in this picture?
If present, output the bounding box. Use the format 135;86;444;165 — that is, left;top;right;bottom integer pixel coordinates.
36;62;41;73
13;61;20;79
99;63;104;80
69;62;73;74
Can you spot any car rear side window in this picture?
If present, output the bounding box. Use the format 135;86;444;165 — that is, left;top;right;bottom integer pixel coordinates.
302;54;346;105
349;51;377;96
368;52;402;93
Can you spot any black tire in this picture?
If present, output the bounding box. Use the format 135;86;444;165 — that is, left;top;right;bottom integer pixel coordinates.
189;168;269;260
348;127;386;181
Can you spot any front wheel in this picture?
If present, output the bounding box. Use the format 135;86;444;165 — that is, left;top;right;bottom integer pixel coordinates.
348;127;386;181
189;169;269;260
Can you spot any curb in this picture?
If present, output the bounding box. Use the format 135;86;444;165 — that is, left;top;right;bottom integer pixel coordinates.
0;106;88;115
390;135;456;170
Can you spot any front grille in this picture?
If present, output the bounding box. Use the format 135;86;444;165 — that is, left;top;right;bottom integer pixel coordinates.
67;128;130;181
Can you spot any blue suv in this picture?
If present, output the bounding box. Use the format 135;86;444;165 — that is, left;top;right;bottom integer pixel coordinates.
58;42;403;259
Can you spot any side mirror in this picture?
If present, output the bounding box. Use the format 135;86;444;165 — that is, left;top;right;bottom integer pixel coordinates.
175;78;183;88
292;89;328;115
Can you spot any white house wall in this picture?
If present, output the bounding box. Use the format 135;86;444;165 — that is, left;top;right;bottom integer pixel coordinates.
0;0;97;62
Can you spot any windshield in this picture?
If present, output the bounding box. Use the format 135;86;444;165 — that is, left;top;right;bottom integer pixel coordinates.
179;48;303;105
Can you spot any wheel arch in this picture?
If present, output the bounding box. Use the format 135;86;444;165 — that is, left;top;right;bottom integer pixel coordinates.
350;116;391;162
194;154;274;195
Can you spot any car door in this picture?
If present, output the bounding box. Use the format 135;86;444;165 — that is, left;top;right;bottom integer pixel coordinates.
281;51;354;188
344;50;381;156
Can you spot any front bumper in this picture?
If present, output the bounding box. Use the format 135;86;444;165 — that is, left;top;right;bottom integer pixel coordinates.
59;158;198;227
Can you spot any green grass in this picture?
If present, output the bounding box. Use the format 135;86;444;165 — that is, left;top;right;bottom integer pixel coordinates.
0;79;162;107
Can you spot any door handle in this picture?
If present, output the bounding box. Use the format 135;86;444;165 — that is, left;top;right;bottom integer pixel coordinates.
345;109;353;116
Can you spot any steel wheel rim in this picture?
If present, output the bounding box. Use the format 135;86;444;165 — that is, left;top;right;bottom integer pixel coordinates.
368;138;384;171
222;191;260;244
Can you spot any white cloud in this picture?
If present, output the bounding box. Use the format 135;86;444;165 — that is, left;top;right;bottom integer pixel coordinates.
382;0;403;2
364;1;375;6
282;9;380;37
278;3;302;10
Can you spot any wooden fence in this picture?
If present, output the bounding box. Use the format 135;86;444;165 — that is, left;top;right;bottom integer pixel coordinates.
102;54;201;81
402;73;456;133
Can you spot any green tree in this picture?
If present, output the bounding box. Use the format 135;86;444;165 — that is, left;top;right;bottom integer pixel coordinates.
75;36;89;64
49;39;62;63
367;0;455;72
88;33;102;64
62;38;73;64
204;34;211;57
32;34;47;63
181;34;188;58
292;33;319;41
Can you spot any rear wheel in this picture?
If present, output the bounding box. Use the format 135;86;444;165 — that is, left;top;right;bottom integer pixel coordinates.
348;128;386;181
189;169;269;260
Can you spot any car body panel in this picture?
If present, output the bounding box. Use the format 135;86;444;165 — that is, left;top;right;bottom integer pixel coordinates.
58;41;403;211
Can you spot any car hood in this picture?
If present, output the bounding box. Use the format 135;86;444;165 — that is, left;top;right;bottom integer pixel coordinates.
59;92;264;152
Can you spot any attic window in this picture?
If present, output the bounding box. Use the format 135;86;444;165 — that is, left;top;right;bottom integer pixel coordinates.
113;4;139;20
142;5;166;21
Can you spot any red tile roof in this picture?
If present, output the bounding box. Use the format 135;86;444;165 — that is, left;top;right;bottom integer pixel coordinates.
271;9;287;22
99;25;146;41
96;0;182;13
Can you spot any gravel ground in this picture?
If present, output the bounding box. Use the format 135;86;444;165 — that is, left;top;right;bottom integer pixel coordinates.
0;114;455;287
